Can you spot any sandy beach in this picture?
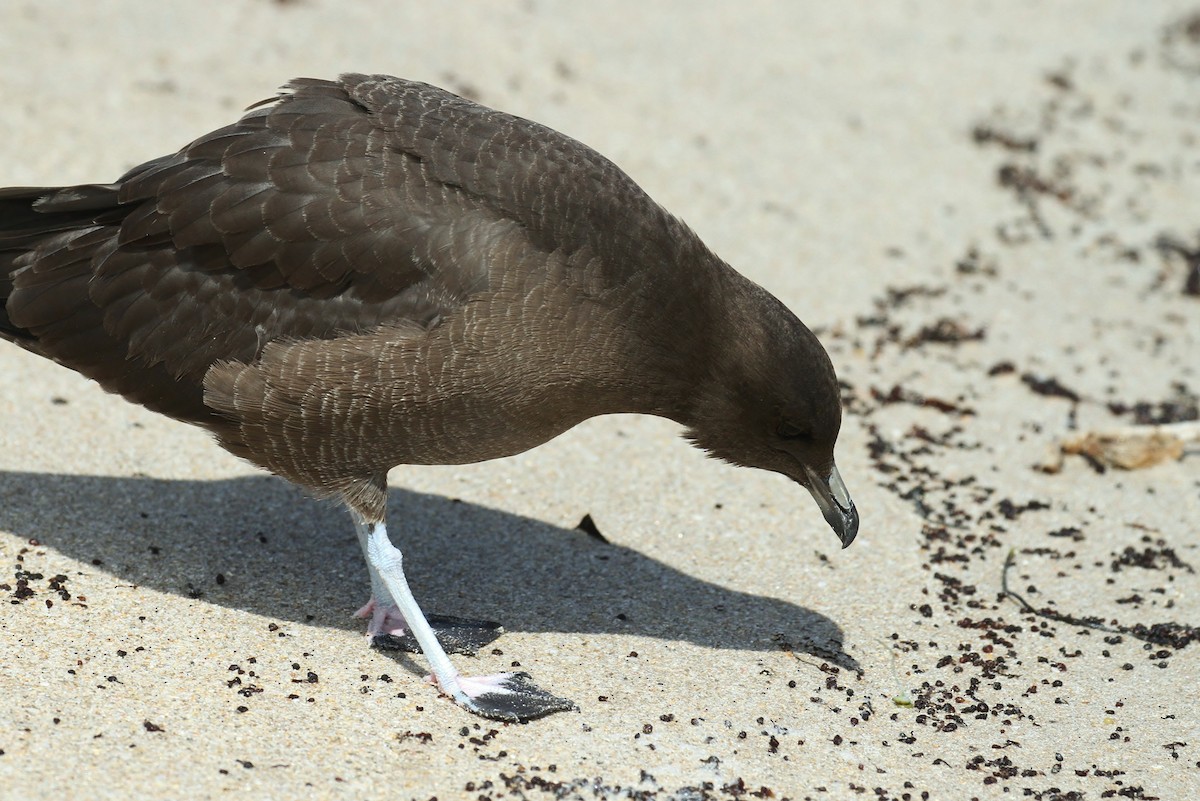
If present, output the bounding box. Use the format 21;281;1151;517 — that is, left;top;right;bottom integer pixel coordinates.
2;2;1198;798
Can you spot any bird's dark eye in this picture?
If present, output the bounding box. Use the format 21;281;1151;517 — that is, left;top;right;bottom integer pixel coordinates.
776;420;812;441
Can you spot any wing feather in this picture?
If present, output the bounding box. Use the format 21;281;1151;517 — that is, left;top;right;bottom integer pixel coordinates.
4;73;675;425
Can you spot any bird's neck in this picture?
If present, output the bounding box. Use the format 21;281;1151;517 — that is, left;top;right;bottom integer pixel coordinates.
591;243;750;426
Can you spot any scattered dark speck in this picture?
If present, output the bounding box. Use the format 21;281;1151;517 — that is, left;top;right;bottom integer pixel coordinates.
972;124;1038;152
1020;373;1081;402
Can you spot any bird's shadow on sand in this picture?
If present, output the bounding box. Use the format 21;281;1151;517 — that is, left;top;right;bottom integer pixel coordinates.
0;470;857;671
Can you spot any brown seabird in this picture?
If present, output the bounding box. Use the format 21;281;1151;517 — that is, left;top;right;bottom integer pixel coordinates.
0;74;858;721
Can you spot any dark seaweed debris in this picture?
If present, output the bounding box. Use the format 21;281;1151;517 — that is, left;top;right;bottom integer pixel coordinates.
458;771;782;800
1107;383;1199;425
4;541;75;606
1020;374;1082;403
1001;551;1198;649
1154;235;1200;297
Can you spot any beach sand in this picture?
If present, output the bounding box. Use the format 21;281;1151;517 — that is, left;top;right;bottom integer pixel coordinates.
1;2;1197;798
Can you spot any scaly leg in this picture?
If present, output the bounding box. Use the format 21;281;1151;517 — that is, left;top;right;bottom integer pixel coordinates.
357;513;576;721
352;515;505;654
352;516;407;637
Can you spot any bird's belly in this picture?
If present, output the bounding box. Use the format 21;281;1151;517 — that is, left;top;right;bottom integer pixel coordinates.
386;397;583;466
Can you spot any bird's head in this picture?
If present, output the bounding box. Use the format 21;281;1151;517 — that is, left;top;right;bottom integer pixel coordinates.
682;285;858;548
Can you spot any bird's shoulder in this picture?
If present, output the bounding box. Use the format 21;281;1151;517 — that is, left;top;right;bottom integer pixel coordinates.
115;73;673;298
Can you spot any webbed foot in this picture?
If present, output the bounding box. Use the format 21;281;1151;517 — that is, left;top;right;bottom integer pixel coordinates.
371;612;504;656
438;672;577;722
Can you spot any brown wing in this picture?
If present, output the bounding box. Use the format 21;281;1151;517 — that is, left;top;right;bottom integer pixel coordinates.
3;74;672;424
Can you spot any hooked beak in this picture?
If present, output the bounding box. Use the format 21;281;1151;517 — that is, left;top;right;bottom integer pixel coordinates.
802;462;859;548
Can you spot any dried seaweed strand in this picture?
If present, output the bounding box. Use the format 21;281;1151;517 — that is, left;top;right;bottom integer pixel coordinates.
1000;549;1191;647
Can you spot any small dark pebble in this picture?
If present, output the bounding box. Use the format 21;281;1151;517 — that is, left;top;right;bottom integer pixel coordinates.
575;514;608;543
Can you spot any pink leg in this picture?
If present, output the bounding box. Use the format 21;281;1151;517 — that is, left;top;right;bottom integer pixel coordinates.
359;514;575;721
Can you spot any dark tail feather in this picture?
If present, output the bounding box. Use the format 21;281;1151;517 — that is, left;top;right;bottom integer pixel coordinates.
0;184;123;245
0;184;122;341
1;181;214;424
0;271;21;339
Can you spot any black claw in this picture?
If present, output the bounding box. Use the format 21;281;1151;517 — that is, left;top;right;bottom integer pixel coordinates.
465;673;578;722
371;614;504;656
